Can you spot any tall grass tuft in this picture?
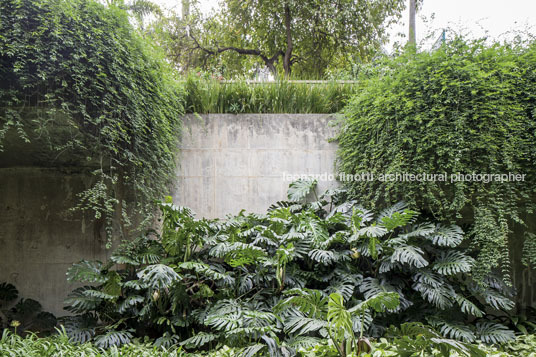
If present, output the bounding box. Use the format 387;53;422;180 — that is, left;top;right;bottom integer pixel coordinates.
184;75;357;114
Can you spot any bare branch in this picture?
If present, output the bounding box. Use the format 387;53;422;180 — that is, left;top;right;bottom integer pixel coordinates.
187;31;283;76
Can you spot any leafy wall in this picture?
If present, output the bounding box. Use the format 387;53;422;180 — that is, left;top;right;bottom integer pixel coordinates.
337;39;536;301
0;0;185;239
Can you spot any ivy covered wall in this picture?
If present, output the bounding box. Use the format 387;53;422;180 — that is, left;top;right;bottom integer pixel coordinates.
0;0;185;241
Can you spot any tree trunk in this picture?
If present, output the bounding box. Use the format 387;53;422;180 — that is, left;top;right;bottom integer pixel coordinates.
408;0;416;45
265;59;278;77
283;3;293;77
261;51;283;78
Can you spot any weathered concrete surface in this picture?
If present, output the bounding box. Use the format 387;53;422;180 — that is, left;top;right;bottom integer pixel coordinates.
0;168;109;316
0;113;340;316
173;114;340;218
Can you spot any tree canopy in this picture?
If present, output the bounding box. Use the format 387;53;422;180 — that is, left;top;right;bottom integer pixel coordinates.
154;0;406;78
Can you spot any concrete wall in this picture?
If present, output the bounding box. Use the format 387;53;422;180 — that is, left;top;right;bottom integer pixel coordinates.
0;168;109;316
0;113;338;316
173;114;339;218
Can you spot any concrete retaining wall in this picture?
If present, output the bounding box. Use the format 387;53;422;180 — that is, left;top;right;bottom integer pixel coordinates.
0;168;110;315
0;114;338;315
172;114;339;218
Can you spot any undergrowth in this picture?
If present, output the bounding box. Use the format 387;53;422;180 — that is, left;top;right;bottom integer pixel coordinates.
55;180;518;356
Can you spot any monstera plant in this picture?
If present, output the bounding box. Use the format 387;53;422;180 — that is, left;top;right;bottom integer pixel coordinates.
60;180;514;354
0;283;56;336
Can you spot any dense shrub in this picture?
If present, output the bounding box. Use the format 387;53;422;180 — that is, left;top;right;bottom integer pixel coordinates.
0;329;183;357
6;328;536;357
4;328;536;357
0;0;184;238
61;181;515;355
336;39;536;285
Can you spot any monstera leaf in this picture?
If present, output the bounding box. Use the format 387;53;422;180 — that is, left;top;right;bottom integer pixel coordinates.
287;179;317;202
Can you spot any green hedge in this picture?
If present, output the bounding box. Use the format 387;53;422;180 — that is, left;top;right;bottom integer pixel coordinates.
0;0;184;237
337;39;536;284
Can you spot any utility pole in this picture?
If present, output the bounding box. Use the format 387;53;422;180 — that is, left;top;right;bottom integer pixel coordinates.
182;0;192;71
408;0;416;45
182;0;190;19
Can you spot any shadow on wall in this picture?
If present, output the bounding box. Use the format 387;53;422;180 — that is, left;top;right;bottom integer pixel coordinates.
0;167;110;316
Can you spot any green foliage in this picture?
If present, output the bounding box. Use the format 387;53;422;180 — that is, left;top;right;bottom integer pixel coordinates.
499;334;536;356
287;179;318;202
475;321;516;345
0;329;184;356
337;38;536;284
137;264;182;290
380;322;488;357
324;291;399;356
0;0;184;240
151;0;405;78
93;329;134;349
0;283;56;336
493;307;536;335
9;328;536;357
184;75;355;113
61;181;516;354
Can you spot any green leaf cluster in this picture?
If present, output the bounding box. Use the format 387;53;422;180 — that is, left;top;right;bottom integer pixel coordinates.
0;328;185;356
337;38;536;287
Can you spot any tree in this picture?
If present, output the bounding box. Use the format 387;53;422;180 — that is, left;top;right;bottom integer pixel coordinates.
407;0;424;47
106;0;163;29
155;0;406;78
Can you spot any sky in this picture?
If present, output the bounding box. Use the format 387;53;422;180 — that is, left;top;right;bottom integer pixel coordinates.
153;0;536;51
390;0;536;49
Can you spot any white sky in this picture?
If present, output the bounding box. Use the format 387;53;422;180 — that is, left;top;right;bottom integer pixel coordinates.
392;0;536;49
154;0;536;50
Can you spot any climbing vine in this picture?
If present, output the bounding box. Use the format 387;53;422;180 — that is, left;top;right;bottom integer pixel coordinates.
0;0;185;242
337;38;536;284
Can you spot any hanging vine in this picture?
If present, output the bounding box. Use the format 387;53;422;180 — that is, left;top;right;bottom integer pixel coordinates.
337;38;536;283
0;0;185;243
